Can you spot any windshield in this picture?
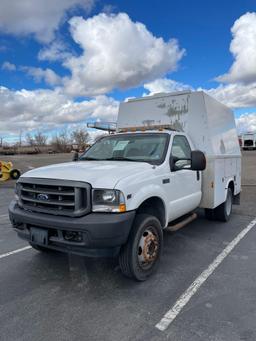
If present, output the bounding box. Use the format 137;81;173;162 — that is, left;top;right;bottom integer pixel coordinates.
80;133;169;164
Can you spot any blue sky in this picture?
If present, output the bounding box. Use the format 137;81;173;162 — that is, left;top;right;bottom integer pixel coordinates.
0;0;256;143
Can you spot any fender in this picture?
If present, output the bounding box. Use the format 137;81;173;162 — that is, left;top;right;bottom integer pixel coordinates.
125;183;169;228
225;178;235;195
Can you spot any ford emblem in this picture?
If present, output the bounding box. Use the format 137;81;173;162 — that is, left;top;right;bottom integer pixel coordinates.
37;193;49;201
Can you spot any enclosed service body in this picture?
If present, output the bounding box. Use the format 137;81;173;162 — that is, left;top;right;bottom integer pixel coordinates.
118;91;241;209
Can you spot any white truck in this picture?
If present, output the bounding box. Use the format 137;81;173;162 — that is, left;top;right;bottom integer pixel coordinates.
9;91;241;281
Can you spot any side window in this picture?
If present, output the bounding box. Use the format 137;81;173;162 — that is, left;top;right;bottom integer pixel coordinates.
171;135;191;169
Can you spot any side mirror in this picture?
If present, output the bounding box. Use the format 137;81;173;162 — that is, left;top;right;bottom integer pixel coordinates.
72;151;79;162
169;156;179;171
191;150;206;171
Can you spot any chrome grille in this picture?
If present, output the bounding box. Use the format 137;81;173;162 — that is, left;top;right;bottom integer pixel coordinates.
17;178;91;217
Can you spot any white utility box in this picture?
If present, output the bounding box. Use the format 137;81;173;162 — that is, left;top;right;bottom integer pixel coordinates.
117;91;241;208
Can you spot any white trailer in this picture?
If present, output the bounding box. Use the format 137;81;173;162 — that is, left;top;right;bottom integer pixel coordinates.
241;133;256;150
9;91;241;281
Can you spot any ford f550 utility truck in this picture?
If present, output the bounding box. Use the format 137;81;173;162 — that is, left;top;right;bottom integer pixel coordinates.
9;91;241;281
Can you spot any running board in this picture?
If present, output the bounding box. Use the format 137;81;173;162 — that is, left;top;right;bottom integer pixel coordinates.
166;213;197;232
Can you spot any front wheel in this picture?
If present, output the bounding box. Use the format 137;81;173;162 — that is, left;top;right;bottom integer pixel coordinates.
119;214;163;281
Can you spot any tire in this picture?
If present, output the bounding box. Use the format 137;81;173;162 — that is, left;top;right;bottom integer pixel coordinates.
214;188;233;222
10;169;21;180
205;208;215;220
119;214;163;281
29;243;51;252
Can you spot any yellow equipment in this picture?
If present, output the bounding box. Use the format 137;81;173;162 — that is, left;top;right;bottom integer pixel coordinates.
0;161;21;182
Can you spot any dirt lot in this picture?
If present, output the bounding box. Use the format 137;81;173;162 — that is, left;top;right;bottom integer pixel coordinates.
0;153;72;188
0;151;256;341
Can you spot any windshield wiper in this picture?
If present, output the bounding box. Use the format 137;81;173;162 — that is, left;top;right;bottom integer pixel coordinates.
105;157;147;162
82;156;149;163
81;157;105;161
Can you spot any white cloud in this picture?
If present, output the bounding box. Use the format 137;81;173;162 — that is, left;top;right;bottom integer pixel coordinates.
0;86;119;137
142;77;256;133
1;61;16;71
204;82;256;108
63;13;185;96
38;40;72;62
21;67;62;86
0;0;94;43
87;129;108;143
143;78;256;109
236;113;256;134
216;12;256;84
143;78;192;95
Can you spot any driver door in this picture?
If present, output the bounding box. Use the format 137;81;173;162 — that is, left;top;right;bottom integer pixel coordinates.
167;134;202;221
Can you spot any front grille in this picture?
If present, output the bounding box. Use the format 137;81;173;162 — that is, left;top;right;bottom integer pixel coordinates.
17;178;91;217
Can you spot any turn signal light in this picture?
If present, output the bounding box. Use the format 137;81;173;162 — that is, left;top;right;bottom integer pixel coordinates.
119;204;126;212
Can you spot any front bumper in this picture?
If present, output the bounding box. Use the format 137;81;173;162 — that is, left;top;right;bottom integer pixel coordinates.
9;200;135;257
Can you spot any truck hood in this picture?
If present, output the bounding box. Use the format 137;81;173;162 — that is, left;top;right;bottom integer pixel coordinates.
21;161;154;188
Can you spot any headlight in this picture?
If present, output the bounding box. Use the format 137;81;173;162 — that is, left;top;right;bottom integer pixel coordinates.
92;189;126;213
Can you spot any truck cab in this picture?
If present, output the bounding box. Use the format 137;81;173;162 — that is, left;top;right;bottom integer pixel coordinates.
9;91;241;281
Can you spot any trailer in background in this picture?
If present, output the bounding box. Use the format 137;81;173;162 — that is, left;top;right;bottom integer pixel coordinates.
241;133;256;150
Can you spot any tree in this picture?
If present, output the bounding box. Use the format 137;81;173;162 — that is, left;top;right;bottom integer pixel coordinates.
26;133;35;146
34;131;47;146
71;128;89;150
51;129;71;152
25;131;47;146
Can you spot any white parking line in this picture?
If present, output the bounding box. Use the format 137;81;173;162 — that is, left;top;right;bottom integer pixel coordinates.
156;217;256;331
0;246;32;260
0;214;10;224
0;214;9;219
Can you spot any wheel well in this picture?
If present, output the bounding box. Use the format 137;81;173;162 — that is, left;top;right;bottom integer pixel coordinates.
136;197;166;228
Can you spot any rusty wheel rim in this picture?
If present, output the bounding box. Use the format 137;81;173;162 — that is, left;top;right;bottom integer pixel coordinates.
137;228;159;269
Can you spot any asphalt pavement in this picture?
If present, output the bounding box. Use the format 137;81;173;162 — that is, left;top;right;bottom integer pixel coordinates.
0;151;256;341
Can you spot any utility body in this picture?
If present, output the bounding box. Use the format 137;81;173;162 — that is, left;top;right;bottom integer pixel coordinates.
9;91;241;280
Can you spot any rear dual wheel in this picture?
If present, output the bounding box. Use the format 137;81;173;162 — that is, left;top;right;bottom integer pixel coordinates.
119;214;163;281
205;188;233;222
